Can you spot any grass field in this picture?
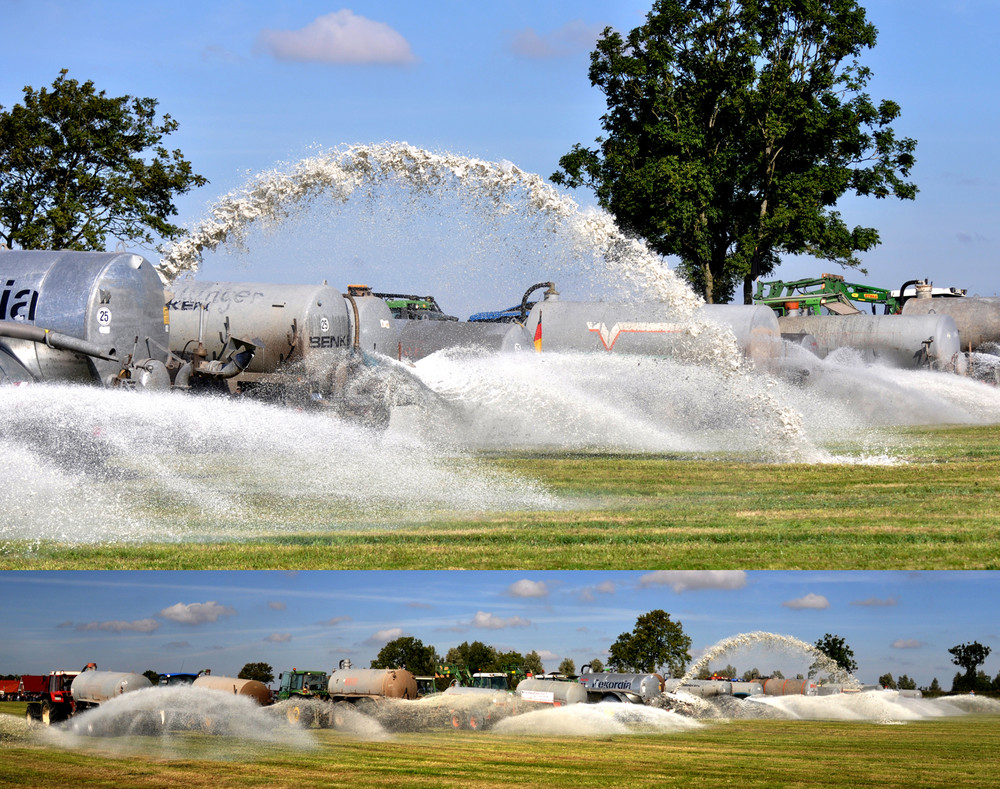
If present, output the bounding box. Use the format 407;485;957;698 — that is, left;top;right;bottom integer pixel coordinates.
1;702;998;789
3;424;1000;571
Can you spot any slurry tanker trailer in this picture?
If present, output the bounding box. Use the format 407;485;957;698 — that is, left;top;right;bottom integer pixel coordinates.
576;667;665;703
24;663;151;726
0;250;256;390
275;661;418;727
166;281;399;426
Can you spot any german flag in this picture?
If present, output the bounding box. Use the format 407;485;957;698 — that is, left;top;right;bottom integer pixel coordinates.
533;310;542;352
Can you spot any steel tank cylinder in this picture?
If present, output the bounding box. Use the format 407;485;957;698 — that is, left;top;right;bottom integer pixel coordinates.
515;678;587;705
191;674;272;705
0;249;170;383
167;280;354;374
777;313;962;370
759;678;817;696
901;296;1000;351
521;300;781;367
343;287;399;357
327;668;417;700
579;672;664;702
664;679;731;698
70;670;152;704
396;320;527;361
730;681;763;699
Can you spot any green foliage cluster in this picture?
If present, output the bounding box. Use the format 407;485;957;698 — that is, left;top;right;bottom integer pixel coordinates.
812;633;858;674
370;636;439;677
0;70;206;251
608;609;692;677
237;662;274;684
553;0;917;303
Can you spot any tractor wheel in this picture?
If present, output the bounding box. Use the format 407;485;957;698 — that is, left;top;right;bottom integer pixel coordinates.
41;700;58;726
286;704;315;727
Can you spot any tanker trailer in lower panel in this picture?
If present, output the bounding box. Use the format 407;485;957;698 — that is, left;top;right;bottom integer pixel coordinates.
167;280;399;427
25;663;154;735
577;669;664;703
777;313;964;372
758;678;818;696
275;662;418;729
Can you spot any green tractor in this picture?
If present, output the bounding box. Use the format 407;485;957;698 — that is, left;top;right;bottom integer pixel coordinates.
276;668;330;726
753;273;903;317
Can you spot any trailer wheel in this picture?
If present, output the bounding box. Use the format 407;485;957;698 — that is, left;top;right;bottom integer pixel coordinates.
466;713;482;731
450;712;462;729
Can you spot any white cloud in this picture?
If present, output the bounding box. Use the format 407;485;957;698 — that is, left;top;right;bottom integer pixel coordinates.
507;20;604;58
892;639;925;649
268;601;287;611
508;579;549;598
535;650;559;662
159;601;236;625
639;571;748;593
470;611;531;630
782;593;830;610
265;633;292;643
367;627;405;644
851;596;898;607
75;618;160;633
258;10;417;65
318;615;352;626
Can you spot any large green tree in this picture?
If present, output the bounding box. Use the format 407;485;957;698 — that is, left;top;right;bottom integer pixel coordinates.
949;641;991;692
237;662;274;684
552;0;916;304
607;609;691;677
0;69;207;251
370;636;439;676
812;633;858;674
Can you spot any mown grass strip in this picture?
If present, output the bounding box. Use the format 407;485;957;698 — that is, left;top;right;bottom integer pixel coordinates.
3;424;1000;570
1;712;998;789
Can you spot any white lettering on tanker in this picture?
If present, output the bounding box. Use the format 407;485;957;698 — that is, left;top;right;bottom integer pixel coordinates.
519;689;555;703
586;321;684;350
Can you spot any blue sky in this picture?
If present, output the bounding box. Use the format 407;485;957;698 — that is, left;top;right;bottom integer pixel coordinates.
2;1;998;305
1;571;996;688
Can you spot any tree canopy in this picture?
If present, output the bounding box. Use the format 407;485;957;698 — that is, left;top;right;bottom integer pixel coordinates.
238;662;274;684
370;636;439;676
552;0;917;303
607;609;691;677
812;633;858;674
0;70;207;251
949;641;991;685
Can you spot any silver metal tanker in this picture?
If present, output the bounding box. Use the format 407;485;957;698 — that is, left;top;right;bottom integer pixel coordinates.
578;671;664;703
777;313;963;370
70;668;152;706
0;249;171;387
901;295;1000;351
517;299;783;369
166;280;396;425
191;674;272;706
327;667;418;700
515;678;588;705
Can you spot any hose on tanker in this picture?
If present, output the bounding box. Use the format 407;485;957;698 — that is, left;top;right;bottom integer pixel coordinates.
518;282;558;322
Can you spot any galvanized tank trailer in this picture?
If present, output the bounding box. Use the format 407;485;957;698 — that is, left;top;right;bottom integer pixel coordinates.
25;663;152;727
0;250;256;389
396;280;786;371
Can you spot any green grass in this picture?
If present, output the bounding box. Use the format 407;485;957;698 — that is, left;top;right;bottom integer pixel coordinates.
4;424;1000;570
1;704;997;789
